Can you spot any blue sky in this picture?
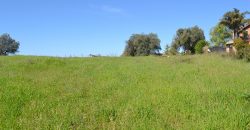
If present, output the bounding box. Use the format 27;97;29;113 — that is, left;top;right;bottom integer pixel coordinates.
0;0;250;56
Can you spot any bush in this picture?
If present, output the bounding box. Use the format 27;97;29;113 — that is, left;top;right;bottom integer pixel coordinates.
169;47;178;55
244;45;250;62
233;38;250;62
234;38;247;49
234;38;247;59
195;40;209;54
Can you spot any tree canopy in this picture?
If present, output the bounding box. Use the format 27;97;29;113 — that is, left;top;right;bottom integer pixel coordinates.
0;34;20;56
195;40;209;54
123;33;161;56
170;26;205;54
220;8;249;39
210;24;232;46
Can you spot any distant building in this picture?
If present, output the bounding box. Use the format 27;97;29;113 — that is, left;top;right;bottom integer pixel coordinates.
226;40;236;54
225;24;250;54
203;45;226;53
204;24;250;54
209;46;226;53
238;24;250;44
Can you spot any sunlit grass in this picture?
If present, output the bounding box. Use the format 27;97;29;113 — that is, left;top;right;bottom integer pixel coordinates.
0;54;250;129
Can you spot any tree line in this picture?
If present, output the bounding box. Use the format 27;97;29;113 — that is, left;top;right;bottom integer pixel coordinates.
123;8;250;57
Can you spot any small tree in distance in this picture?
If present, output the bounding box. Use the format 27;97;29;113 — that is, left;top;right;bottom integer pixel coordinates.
210;24;232;46
171;26;205;54
123;33;161;56
195;40;209;54
0;33;20;56
164;45;170;55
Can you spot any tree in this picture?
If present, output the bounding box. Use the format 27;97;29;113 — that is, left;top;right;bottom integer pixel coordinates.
220;8;250;39
233;38;250;62
195;40;209;54
123;33;161;56
234;38;248;59
0;34;20;56
210;24;232;46
171;26;205;54
164;45;170;55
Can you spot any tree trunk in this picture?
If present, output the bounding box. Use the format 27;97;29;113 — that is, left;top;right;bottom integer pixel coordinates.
233;30;239;39
233;31;236;39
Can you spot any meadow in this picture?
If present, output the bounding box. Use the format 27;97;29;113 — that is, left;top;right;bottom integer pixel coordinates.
0;54;250;129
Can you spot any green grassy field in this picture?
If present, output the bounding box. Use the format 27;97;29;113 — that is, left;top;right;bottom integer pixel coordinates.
0;54;250;129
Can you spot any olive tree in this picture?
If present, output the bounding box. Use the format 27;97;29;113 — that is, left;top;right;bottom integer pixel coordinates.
123;33;161;56
171;26;205;54
0;33;20;55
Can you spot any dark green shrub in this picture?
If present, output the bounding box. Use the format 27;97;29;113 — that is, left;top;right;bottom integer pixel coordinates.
195;40;209;54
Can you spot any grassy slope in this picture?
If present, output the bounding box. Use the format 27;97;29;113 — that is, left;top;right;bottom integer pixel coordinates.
0;55;250;129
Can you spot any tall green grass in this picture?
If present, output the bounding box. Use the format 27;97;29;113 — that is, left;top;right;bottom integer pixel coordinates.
0;54;250;129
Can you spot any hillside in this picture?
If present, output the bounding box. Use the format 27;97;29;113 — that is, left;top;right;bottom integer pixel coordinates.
0;55;250;129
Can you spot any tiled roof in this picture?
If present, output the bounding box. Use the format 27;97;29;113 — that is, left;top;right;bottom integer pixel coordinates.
240;24;250;31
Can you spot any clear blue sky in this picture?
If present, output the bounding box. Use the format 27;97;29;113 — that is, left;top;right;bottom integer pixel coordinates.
0;0;250;56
